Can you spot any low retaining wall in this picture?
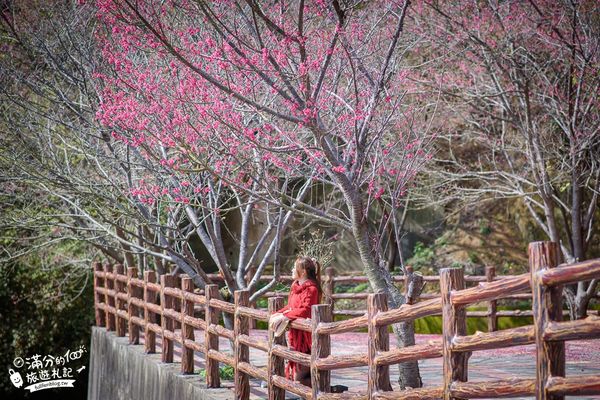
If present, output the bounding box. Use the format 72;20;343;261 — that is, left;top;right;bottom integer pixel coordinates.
87;327;232;400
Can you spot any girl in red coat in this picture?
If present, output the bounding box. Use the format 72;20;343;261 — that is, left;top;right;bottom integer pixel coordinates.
269;256;321;387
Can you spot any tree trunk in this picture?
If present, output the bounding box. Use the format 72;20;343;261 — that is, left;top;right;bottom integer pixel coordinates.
348;196;423;389
392;303;423;389
565;288;593;320
397;271;425;388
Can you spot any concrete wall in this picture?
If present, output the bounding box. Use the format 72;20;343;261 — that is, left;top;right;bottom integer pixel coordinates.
87;327;232;400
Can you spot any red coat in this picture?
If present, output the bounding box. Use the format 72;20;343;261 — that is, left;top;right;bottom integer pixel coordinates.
277;279;319;379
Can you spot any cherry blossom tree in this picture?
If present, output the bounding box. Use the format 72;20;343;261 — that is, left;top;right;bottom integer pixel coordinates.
0;0;304;298
94;0;432;388
412;0;599;318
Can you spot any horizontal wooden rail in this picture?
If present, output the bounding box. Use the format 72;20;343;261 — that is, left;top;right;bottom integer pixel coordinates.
237;305;269;321
374;298;442;327
547;375;600;396
272;344;311;366
271;375;312;399
451;274;530;305
183;315;206;331
316;314;369;335
183;339;205;353
238;334;268;352
543;315;600;342
129;315;145;327
207;349;235;366
451;325;535;352
209;298;236;313
374;341;443;367
373;387;442;399
289;318;312;332
541;258;600;287
450;378;535;398
238;361;267;381
314;353;367;370
207;323;235;340
129;277;145;287
319;393;366;400
146;322;161;335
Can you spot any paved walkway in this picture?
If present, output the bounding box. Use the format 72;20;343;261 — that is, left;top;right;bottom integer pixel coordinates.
148;330;600;399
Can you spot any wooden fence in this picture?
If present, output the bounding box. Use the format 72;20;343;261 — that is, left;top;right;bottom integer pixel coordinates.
205;264;598;332
93;241;600;399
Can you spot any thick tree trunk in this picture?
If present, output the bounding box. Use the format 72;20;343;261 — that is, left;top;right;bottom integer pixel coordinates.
392;299;423;389
348;196;422;389
397;271;425;388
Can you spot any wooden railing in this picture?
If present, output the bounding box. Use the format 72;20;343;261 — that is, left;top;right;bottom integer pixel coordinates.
205;264;598;331
93;241;600;399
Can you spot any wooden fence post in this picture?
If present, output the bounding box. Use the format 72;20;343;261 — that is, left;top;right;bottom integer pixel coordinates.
323;267;335;308
404;265;425;305
144;270;157;354
104;263;116;331
441;268;469;400
181;275;195;374
367;292;392;397
160;274;176;363
267;297;285;400
93;262;106;327
205;284;220;388
115;264;127;337
234;290;250;400
529;241;565;400
127;267;140;344
173;274;182;331
485;265;498;332
311;304;332;399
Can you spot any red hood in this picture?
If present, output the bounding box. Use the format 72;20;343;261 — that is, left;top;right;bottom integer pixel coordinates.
290;279;317;294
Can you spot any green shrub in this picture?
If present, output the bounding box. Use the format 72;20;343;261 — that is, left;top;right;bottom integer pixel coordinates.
334;282;370;293
199;365;235;380
406;241;436;270
467;251;480;264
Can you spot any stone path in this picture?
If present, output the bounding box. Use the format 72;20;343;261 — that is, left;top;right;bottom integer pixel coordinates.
148;330;600;399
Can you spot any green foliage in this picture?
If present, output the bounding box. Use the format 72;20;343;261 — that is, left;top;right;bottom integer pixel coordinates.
0;259;94;399
0;202;95;399
413;313;533;335
478;219;492;236
330;306;534;335
501;261;526;275
198;365;235;380
334;282;370;293
406;241;436;269
434;236;447;247
467;251;480;264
